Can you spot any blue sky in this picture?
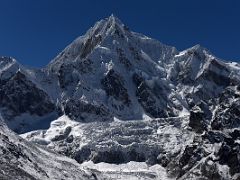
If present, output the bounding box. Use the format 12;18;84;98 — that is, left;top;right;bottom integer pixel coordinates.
0;0;239;67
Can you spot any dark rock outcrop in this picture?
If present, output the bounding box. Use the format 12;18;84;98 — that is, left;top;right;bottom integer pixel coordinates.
101;69;131;106
189;105;207;133
63;99;112;122
0;71;55;117
133;73;175;118
212;87;240;130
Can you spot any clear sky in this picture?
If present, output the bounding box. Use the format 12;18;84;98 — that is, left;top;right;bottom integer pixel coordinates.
0;0;239;67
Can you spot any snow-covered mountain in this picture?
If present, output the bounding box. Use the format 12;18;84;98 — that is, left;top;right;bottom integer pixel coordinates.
1;15;240;179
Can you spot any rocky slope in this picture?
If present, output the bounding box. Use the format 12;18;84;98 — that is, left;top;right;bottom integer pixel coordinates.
0;117;106;180
1;15;240;179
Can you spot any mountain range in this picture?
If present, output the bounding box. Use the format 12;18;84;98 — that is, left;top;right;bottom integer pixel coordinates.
1;15;240;179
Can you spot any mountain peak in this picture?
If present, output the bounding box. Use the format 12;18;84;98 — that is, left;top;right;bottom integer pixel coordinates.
87;15;127;39
107;14;124;27
190;44;207;52
183;44;212;57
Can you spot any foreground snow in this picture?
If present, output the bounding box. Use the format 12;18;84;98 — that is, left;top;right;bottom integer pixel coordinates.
82;161;174;180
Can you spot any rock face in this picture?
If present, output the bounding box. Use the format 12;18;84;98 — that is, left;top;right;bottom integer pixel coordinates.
63;99;112;122
211;87;240;130
0;71;55;117
101;69;131;106
133;72;177;118
1;15;240;179
0;57;56;133
188;105;207;133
